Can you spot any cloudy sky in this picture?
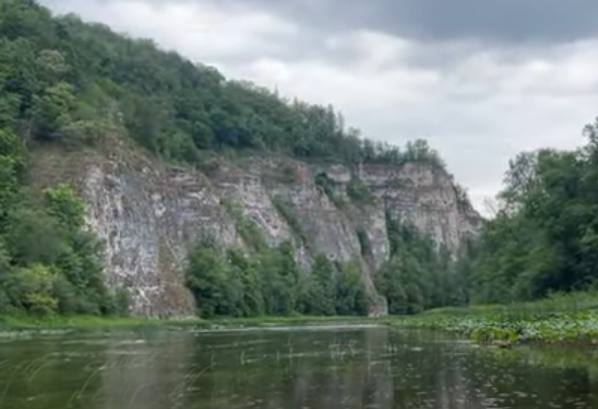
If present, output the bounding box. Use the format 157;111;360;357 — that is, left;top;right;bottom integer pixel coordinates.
40;0;598;214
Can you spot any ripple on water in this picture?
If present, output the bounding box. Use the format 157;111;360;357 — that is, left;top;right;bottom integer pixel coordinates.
0;327;597;409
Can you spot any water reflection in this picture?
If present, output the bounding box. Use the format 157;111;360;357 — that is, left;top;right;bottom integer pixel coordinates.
100;332;195;409
1;326;598;408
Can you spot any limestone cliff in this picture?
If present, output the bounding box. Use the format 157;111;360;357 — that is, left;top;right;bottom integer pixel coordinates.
30;136;482;317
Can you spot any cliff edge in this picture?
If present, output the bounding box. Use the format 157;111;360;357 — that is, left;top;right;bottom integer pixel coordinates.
30;136;483;317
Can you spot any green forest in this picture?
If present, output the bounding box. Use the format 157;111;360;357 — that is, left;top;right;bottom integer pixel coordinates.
1;0;598;319
466;121;598;304
0;0;446;168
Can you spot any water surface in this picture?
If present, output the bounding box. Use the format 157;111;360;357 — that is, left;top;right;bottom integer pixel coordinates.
0;325;597;408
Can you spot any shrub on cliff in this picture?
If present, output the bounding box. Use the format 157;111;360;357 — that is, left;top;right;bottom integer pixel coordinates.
346;177;374;205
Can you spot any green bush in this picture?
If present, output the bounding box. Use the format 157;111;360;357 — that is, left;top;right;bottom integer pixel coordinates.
224;200;268;252
0;180;126;317
356;228;371;256
315;172;336;201
19;264;58;315
346;177;374;205
114;288;132;317
335;259;369;316
272;196;307;244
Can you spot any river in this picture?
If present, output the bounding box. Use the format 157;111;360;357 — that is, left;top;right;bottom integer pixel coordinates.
0;324;596;408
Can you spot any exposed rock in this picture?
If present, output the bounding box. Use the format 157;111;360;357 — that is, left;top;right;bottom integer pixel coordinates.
30;141;482;317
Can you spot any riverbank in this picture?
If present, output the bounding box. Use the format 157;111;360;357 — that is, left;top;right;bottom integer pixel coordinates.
0;314;189;333
6;293;598;346
392;292;598;346
0;314;384;334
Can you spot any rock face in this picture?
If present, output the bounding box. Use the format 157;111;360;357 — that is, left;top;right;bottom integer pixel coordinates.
31;139;483;317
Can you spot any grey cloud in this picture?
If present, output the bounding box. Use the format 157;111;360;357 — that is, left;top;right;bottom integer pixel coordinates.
43;0;598;71
43;0;598;44
194;0;598;44
42;0;598;75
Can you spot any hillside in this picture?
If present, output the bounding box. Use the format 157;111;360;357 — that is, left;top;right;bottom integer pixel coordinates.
0;0;482;317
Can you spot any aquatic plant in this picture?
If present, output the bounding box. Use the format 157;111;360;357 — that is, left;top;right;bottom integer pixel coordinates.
392;292;598;346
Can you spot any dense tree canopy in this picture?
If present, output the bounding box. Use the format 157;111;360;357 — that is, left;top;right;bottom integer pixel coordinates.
185;238;369;318
0;0;447;170
464;119;598;304
375;213;464;315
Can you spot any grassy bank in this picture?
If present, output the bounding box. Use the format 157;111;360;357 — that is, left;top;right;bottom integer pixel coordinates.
0;314;384;335
392;292;598;346
0;314;196;332
10;293;598;346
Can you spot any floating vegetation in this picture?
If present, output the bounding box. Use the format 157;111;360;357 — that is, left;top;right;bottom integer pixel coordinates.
392;292;598;347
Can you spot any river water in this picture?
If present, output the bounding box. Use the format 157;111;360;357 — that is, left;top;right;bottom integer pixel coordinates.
0;325;597;409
